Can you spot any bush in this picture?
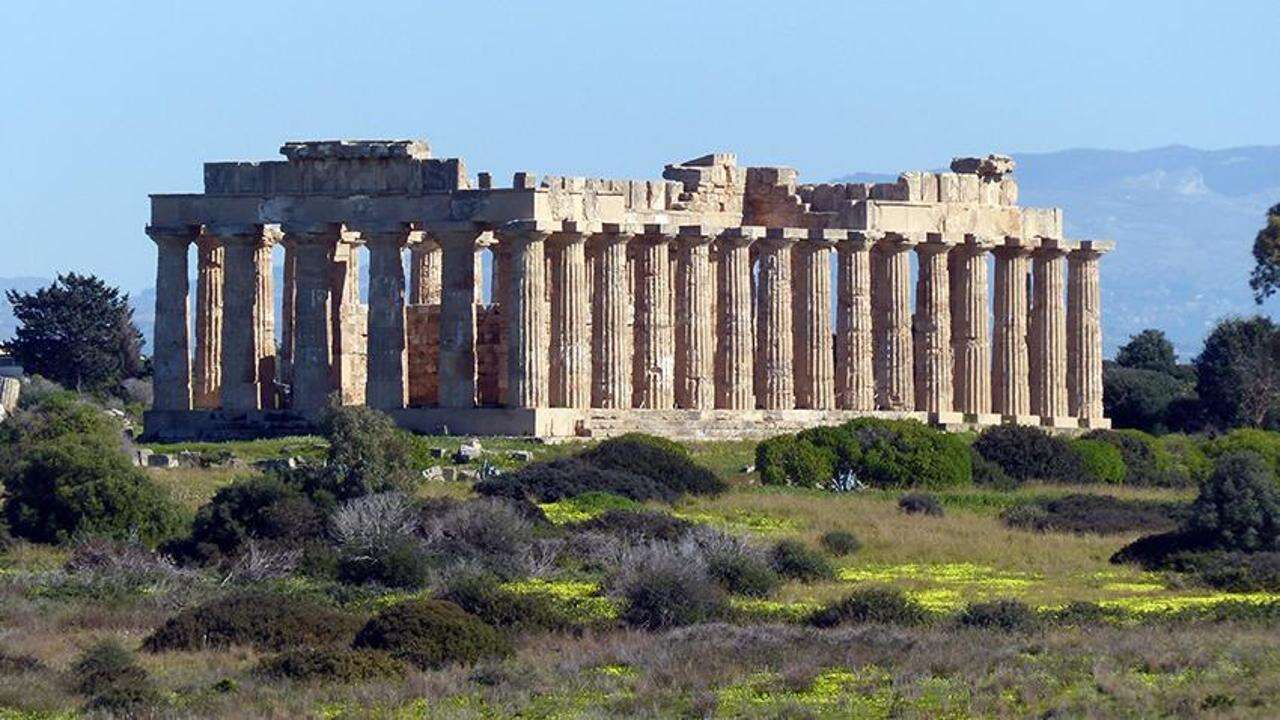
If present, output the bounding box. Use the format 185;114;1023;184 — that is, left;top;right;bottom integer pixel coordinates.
818;530;862;557
1083;429;1187;487
1071;439;1127;484
956;599;1039;632
338;534;431;589
574;509;692;543
1103;364;1191;433
332;492;430;589
422;498;535;578
757;419;971;490
176;474;324;562
1160;434;1213;486
478;459;675;503
970;449;1017;490
1111;529;1210;569
769;540;835;582
973;425;1085;484
316;404;418;502
352;599;511;670
579;433;725;496
1185;551;1280;592
898;493;944;517
1001;494;1186;535
706;549;781;598
612;544;727;629
144;592;362;652
437;572;575;632
256;648;407;683
808;587;928;628
1188;451;1280;552
71;639;160;712
1047;601;1120;626
1202;429;1280;478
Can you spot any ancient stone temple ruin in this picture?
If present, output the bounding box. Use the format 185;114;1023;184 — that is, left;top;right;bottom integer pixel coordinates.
143;140;1111;440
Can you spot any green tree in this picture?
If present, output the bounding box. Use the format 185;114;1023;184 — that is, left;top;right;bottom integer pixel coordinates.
1102;363;1193;433
4;273;144;393
1249;203;1280;303
1194;316;1280;429
1115;329;1179;375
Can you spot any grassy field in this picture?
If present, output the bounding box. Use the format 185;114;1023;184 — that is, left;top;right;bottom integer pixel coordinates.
4;435;1279;717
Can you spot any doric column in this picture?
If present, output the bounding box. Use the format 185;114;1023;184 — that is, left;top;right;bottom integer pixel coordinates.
254;229;278;409
499;225;550;408
835;231;876;410
1068;240;1113;425
436;227;483;408
549;224;591;408
409;237;442;305
633;225;676;409
147;226;196;411
715;228;758;410
951;234;995;416
283;224;339;413
794;232;837;409
913;233;958;415
993;237;1034;418
590;226;634;408
1031;238;1070;421
193;232;223;409
675;226;716;409
756;229;799;410
328;237;365;406
215;225;264;411
279;239;297;386
362;224;411;410
871;232;919;410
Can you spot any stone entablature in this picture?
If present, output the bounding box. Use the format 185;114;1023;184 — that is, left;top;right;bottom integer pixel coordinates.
144;140;1111;440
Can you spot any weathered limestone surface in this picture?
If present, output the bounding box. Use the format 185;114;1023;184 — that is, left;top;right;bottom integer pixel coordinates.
145;140;1113;439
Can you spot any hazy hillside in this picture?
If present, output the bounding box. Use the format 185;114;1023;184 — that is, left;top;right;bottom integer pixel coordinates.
838;145;1280;357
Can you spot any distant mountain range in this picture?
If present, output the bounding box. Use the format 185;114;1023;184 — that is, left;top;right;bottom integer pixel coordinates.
4;145;1278;360
837;145;1280;357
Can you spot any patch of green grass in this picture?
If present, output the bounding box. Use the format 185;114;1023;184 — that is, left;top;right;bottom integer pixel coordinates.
141;435;327;463
538;492;641;525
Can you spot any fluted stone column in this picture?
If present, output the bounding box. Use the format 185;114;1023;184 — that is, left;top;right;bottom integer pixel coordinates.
254;229;278;408
501;227;550;408
279;240;297;386
836;231;876;410
284;225;338;413
914;234;957;415
409;237;442;305
951;235;995;416
363;225;410;410
1031;239;1070;422
675;227;715;409
756;229;798;410
437;228;483;408
794;232;836;409
216;225;264;410
993;237;1034;418
549;226;591;408
633;226;676;409
147;226;196;411
871;232;919;410
193;233;223;409
1068;241;1113;425
716;228;758;410
591;227;633;408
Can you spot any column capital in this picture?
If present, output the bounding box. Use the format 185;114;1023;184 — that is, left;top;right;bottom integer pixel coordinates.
637;224;679;243
281;222;343;244
204;223;265;244
958;233;998;251
351;222;414;245
804;229;844;245
146;225;199;245
839;229;884;250
993;235;1037;257
717;226;765;247
878;231;923;249
1033;236;1074;257
1070;239;1115;258
677;224;723;244
918;232;962;254
762;227;806;245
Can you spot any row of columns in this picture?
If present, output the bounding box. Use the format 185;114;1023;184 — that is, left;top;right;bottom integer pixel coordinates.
148;223;1108;424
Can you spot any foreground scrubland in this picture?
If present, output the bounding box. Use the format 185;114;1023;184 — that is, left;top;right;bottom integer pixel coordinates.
4;391;1280;718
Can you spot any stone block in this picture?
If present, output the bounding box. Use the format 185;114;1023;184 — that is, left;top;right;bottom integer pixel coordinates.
938;173;962;202
958;174;980;203
512;172;537;189
900;172;925;202
147;453;178;469
978;178;1001;205
477;172;492;189
0;377;19;415
999;177;1019;205
919;173;939;203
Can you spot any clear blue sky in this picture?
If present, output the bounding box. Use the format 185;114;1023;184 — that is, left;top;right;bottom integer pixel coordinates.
2;0;1277;291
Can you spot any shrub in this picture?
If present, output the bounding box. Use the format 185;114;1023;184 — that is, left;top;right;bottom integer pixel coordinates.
973;425;1085;484
574;509;692;543
769;540;835;582
898;493;944;517
478;458;675;503
808;587;928;628
579;433;725;496
1083;429;1187;487
1001;494;1186;535
757;419;971;490
353;599;511;670
818;530;862;557
332;492;430;589
177;474;324;562
1186;551;1280;592
256;648;407;683
612;543;727;629
1202;429;1280;477
1103;364;1190;433
71;639;149;697
956;599;1039;632
144;592;362;652
338;534;431;589
706;550;781;598
437;572;574;632
3;415;184;545
316;404;418;502
1047;601;1119;626
1071;439;1127;484
1188;451;1280;551
422;498;534;578
1111;530;1211;569
970;449;1017;490
1160;434;1213;486
0;651;43;675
